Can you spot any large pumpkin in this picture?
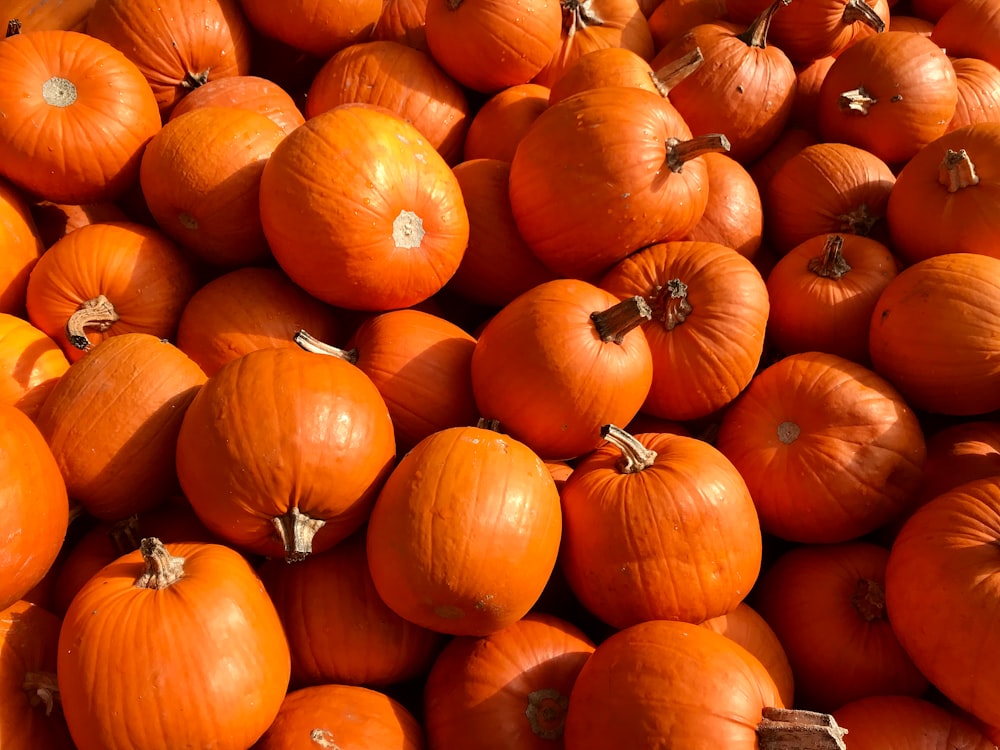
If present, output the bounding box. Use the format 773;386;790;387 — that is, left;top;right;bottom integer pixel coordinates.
0;176;44;316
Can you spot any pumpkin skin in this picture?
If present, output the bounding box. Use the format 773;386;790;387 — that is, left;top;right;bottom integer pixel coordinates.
0;177;45;316
647;0;728;49
563;620;782;749
932;0;1000;71
34;333;207;520
29;200;128;248
0;312;70;420
259;103;470;311
372;0;429;50
253;684;425;750
559;428;762;629
24;221;198;362
915;420;1000;509
761;0;888;64
715;351;926;543
140;106;286;269
238;0;383;58
868;253;1000;416
508;85;712;282
462;83;550;162
470;278;654;460
166;74;305;135
84;0;253;115
599;241;769;422
885;478;1000;729
0;29;161;204
366;424;563;636
0;600;75;749
752;541;928;713
0;0;95;31
58;539;291;750
0;405;69;611
423;613;596;750
948;57;1000;131
175;346;396;561
683;152;764;260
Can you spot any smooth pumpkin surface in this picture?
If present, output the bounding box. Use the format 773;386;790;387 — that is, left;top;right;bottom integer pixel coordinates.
0;177;45;316
831;694;997;749
0;313;70;420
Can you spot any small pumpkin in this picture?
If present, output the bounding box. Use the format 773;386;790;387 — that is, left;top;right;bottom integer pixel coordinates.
931;0;1000;70
28;200;127;249
462;83;550;162
683;151;764;260
0;313;70;420
167;73;305;134
238;0;382;58
0;176;44;316
948;57;1000;131
0;0;95;31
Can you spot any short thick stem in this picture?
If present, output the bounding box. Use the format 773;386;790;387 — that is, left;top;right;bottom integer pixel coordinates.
23;671;61;716
939;148;980;192
272;506;326;563
181;69;210;89
651;279;692;330
807;235;852;279
650;47;705;97
134;537;185;590
66;294;119;351
525;688;570;740
293;329;360;364
835;204;879;237
6;18;21;36
839;86;877;114
852;577;887;622
666;133;731;173
601;424;658;473
841;0;886;31
758;707;847;749
590;296;652;344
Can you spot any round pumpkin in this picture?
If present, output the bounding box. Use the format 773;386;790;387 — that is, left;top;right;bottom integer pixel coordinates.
0;0;95;31
29;199;127;249
238;0;383;58
684;151;764;260
0;176;44;316
462;82;551;162
0;312;69;420
166;73;305;135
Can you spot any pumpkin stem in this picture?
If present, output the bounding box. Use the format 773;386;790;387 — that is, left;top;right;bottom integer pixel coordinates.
590;296;652;344
272;506;326;563
293;329;360;364
650;47;705;97
134;537;185;590
838;86;877;114
841;0;886;31
65;294;120;351
851;577;887;622
835;204;879;237
650;279;692;331
777;421;800;444
758;707;848;749
562;0;604;36
109;514;142;557
181;69;210;90
601;424;658;473
735;0;789;48
477;417;503;432
5;17;21;36
23;671;61;716
807;235;852;280
525;687;571;740
665;133;731;173
938;148;980;192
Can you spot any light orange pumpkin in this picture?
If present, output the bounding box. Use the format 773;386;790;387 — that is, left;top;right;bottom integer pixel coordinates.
0;177;44;316
0;313;70;420
166;73;305;135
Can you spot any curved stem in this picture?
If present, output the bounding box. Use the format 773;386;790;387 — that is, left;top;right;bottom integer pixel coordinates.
841;0;886;31
735;0;790;48
134;537;185;590
601;424;658;473
650;47;704;97
666;133;730;173
807;235;852;280
562;0;603;35
65;294;119;351
590;296;652;344
758;707;847;749
293;329;360;364
938;148;980;192
23;671;61;716
650;279;692;331
272;506;326;563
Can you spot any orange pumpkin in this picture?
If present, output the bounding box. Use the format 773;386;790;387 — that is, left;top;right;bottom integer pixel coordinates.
948;57;1000;131
0;177;44;316
372;0;429;49
683;152;764;260
239;0;383;58
0;0;95;31
166;73;305;135
0;28;160;204
931;0;1000;70
0;313;70;420
462;82;550;162
832;695;997;750
28;200;127;248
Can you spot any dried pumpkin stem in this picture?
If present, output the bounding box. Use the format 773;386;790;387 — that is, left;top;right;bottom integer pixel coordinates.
6;17;21;36
590;296;652;344
841;0;886;31
109;514;141;557
65;294;119;351
23;671;61;716
807;235;852;279
835;204;879;237
134;537;185;590
665;133;731;173
525;687;570;740
650;47;705;97
180;69;210;89
839;86;877;114
562;0;604;35
293;329;360;364
477;417;502;432
601;424;658;473
735;0;789;47
651;279;693;330
851;577;887;622
273;506;326;563
757;707;848;749
938;148;980;192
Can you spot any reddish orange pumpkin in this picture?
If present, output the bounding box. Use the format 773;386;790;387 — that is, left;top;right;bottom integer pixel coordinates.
58;539;291;750
0;28;160;204
0;313;70;420
0;177;44;316
166;73;305;135
28;200;127;249
424;613;596;749
0;0;95;31
790;55;836;135
762;0;888;63
948;57;1000;131
932;0;1000;70
916;420;1000;508
832;695;997;750
647;0;728;49
366;423;563;636
462;82;551;162
683;152;764;260
372;0;429;49
0;406;69;611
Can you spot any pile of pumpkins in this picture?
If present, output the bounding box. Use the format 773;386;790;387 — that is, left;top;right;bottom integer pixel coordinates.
2;0;1000;746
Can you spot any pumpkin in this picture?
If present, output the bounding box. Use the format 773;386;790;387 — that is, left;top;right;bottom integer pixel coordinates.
175;266;342;377
764;233;898;364
0;312;70;420
885;478;1000;728
166;73;305;135
34;333;207;521
752;541;928;712
366;423;563;636
372;0;429;50
24;221;198;362
84;0;253;115
258;531;445;688
817;31;958;165
789;55;836;134
253;684;425;750
598;240;770;422
508;85;718;281
868;252;1000;415
0;600;74;749
948;57;1000;131
0;0;95;31
914;420;1000;508
886;123;1000;265
763;0;888;64
0;405;68;611
462;82;551;162
559;425;762;628
139;106;286;269
470;278;654;460
304;40;470;164
745;126;818;197
28;200;127;249
931;0;1000;70
58;538;291;750
647;0;728;49
239;0;385;58
683;151;764;260
715;351;926;543
259;103;470;311
0;28;160;204
175;345;396;561
0;176;44;316
423;613;596;749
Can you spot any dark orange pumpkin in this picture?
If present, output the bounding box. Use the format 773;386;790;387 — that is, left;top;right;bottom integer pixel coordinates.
683;151;764;260
832;695;997;750
948;57;1000;131
931;0;1000;70
240;0;381;58
28;200;127;249
462;82;551;162
0;177;44;316
167;73;305;134
371;0;429;50
0;0;95;31
0;313;70;420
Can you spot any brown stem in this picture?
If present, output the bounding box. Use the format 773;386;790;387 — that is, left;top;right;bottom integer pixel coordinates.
835;204;879;237
758;707;848;749
735;0;790;47
841;0;886;31
938;148;980;192
477;417;502;432
134;537;185;590
562;0;603;35
180;69;210;89
839;86;877;114
109;514;141;557
851;577;886;622
650;279;692;331
272;506;326;563
807;235;852;280
666;133;731;173
601;424;658;473
293;329;360;364
650;47;705;97
23;671;61;716
6;18;21;36
525;687;570;740
66;294;119;351
590;296;652;344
